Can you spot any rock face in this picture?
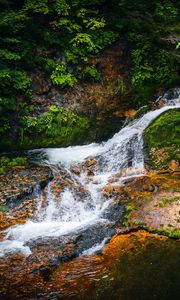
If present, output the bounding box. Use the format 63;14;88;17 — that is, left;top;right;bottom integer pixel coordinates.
0;166;53;232
119;172;180;237
0;166;53;207
30;42;132;116
29;41;131;142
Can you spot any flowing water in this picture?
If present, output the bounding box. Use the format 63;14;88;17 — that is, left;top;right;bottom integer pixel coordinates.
0;89;180;257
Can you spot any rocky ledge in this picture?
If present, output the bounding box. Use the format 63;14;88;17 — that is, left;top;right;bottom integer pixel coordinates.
115;171;180;238
0;166;53;231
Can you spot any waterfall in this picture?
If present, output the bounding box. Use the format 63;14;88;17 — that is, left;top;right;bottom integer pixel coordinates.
0;89;179;257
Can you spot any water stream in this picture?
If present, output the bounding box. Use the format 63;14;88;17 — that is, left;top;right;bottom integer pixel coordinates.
0;89;179;257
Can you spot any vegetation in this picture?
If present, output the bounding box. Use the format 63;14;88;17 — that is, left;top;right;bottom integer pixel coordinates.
0;0;179;149
0;156;27;174
145;109;180;149
20;105;90;149
157;196;180;208
145;109;180;169
132;221;180;238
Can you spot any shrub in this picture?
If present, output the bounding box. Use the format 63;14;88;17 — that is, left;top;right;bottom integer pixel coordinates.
51;63;77;88
20;105;90;148
81;65;101;82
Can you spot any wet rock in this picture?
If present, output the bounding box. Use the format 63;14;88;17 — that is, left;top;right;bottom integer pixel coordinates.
120;173;180;237
142;184;155;192
71;167;81;175
168;160;179;172
30;71;51;95
102;184;123;198
83;158;97;168
0;166;53;207
33;265;52;281
87;170;94;177
23;199;125;271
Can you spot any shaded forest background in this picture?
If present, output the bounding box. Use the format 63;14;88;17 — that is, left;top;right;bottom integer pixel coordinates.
0;0;179;150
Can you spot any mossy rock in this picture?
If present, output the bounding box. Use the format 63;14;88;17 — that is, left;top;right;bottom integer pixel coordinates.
144;108;180;169
145;108;180;149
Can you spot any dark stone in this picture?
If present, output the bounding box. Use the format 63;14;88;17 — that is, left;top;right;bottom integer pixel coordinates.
33;265;52;281
0;166;53;207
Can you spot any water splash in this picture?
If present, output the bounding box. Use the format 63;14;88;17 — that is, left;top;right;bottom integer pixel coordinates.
0;89;179;257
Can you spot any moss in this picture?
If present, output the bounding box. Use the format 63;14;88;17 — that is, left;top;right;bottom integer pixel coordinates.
145;108;180;169
157;196;180;208
145;108;180;149
126;204;135;212
0;156;27;173
0;205;9;212
0;167;6;175
148;227;180;239
0;106;90;151
133;221;147;227
9;157;27;166
132;222;180;239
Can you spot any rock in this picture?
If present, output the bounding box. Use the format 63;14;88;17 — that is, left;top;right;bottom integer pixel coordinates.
71;167;81;175
102;184;123;198
87;170;94;177
124;109;137;117
62;178;74;186
157;170;170;174
0;166;53;207
83;158;97;168
168;160;179;172
33;265;52;281
30;71;51;95
142;184;155;192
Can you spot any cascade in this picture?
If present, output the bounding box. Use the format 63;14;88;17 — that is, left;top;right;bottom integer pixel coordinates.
0;89;179;257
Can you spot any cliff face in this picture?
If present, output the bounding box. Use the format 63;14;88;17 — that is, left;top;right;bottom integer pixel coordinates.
1;41;136;151
30;41;132;115
29;41;133;142
1;38;179;150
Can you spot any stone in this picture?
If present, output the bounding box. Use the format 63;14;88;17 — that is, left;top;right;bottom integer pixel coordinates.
0;166;53;207
142;184;155;192
168;160;179;172
83;158;97;167
71;167;81;175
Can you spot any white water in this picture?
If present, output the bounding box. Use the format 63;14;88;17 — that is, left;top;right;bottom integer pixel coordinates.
0;89;179;257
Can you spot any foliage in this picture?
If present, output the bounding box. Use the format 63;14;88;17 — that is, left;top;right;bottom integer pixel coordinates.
51;63;77;87
0;156;27;167
116;75;126;95
154;1;178;23
131;44;179;105
20;105;90;148
0;0;179;148
0;155;27;174
81;65;101;81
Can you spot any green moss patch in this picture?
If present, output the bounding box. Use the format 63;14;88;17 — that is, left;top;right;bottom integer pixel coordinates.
0;156;28;174
20;106;90;149
145;108;180;149
145;108;180;169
